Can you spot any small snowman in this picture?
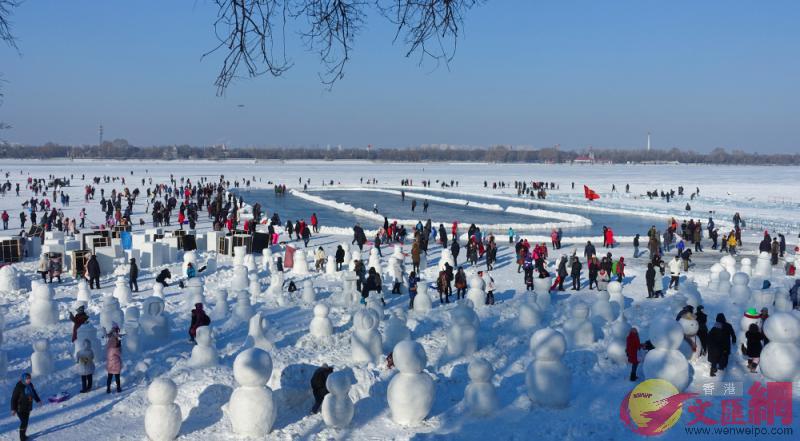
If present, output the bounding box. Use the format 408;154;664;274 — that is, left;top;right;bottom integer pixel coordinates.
262;248;273;273
325;257;336;275
759;312;800;381
244;254;257;274
438;248;454;271
351;309;382;364
720;255;737;279
124;307;142;354
740;258;753;277
754;251;772;279
717;269;732;294
144;378;182;441
525;328;571;407
245;311;275;352
210;288;229;321
153;282;165;298
248;275;261;300
321;371;355;428
382;309;411;353
112;276;132;307
231;265;249;291
606;316;632;364
31;339;54;377
387;340;434;426
29;281;58;328
518;300;543;331
464;358;498;416
228;348;276;437
76;279;92;304
189;326;219;368
445;301;480;358
642;316;690;391
365;295;384;320
139;297;170;345
233;290;255;322
412;282;433;313
739;308;762;342
730;272;752;304
465;274;486;309
302;280;315;304
591;290;615;324
309;304;333;340
533;276;552;310
100;295;125;332
293;251;310;276
606;281;625;309
708;263;723;290
563;302;595;348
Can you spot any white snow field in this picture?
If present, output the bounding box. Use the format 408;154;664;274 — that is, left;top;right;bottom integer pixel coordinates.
0;159;798;440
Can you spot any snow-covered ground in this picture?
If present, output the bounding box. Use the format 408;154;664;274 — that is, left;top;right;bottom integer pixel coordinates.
0;159;798;440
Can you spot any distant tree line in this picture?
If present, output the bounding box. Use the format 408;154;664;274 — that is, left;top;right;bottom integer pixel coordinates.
0;141;798;165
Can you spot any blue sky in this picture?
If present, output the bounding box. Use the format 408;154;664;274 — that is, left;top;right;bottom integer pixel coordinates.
0;0;798;152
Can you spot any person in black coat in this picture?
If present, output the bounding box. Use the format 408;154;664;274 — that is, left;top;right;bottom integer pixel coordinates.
557;257;568;291
155;268;172;287
744;323;763;373
128;258;139;292
645;263;657;298
707;313;736;376
87;254;101;289
570;256;582;290
310;364;334;414
11;372;41;441
334;245;345;271
696;305;708;356
450;239;460;266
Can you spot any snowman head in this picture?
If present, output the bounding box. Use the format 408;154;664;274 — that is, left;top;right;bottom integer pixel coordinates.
195;326;213;346
325;370;352;395
648;316;684;350
732;272;749;286
147;377;178;405
572;303;590;320
33;339;49;352
392;340;427;374
763;312;800;343
529;328;566;361
313;304;329;318
233;348;273;387
467;358;494;383
353;309;377;332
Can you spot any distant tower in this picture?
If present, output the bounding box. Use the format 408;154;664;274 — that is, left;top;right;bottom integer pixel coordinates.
647;132;651;151
98;124;104;146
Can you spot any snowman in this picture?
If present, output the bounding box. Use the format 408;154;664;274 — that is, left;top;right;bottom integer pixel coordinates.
231;265;249;291
262;248;273;273
518;299;543;331
76;279;92;304
412;282;433;313
351;309;382;364
717;269;732;294
708;263;723;291
563;302;595;348
678;311;700;358
0;265;21;293
293;251;309;276
438;248;454;271
123;307;142;354
720;255;737;279
754;251;772;279
244;253;257;274
188;326;219;368
464;358;498;416
525;328;571;407
739;308;763;343
309;304;333;340
465;274;486;309
325;257;336;275
205;253;217;274
759;312;800;381
100;295;124;332
248;275;261;300
144;378;182;441
210;288;229;321
228;348;277;437
382;309;411;353
31;339;54;377
321;371;355;428
730;272;751;304
387;340;434;425
233;290;255;322
606;281;624;310
642;316;690;391
182;250;198;275
533;276;552;310
245;312;275;352
591;290;615;324
75;321;103;360
153;282;165;298
139;296;170;346
368;249;381;273
740;258;753;277
29;281;58;328
301;280;315;304
606;316;632;364
446;303;478;358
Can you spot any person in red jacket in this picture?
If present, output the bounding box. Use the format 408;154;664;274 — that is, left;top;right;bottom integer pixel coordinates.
616;256;626;283
310;213;319;233
626;327;641;381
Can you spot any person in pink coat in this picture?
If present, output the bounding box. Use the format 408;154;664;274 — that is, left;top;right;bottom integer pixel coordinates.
105;323;122;394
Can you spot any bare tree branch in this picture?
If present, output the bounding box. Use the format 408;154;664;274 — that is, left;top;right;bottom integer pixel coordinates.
0;0;19;51
295;0;366;87
204;0;293;95
378;0;481;66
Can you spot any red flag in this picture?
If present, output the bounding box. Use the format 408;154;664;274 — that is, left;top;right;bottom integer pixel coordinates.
284;245;295;269
584;185;600;201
